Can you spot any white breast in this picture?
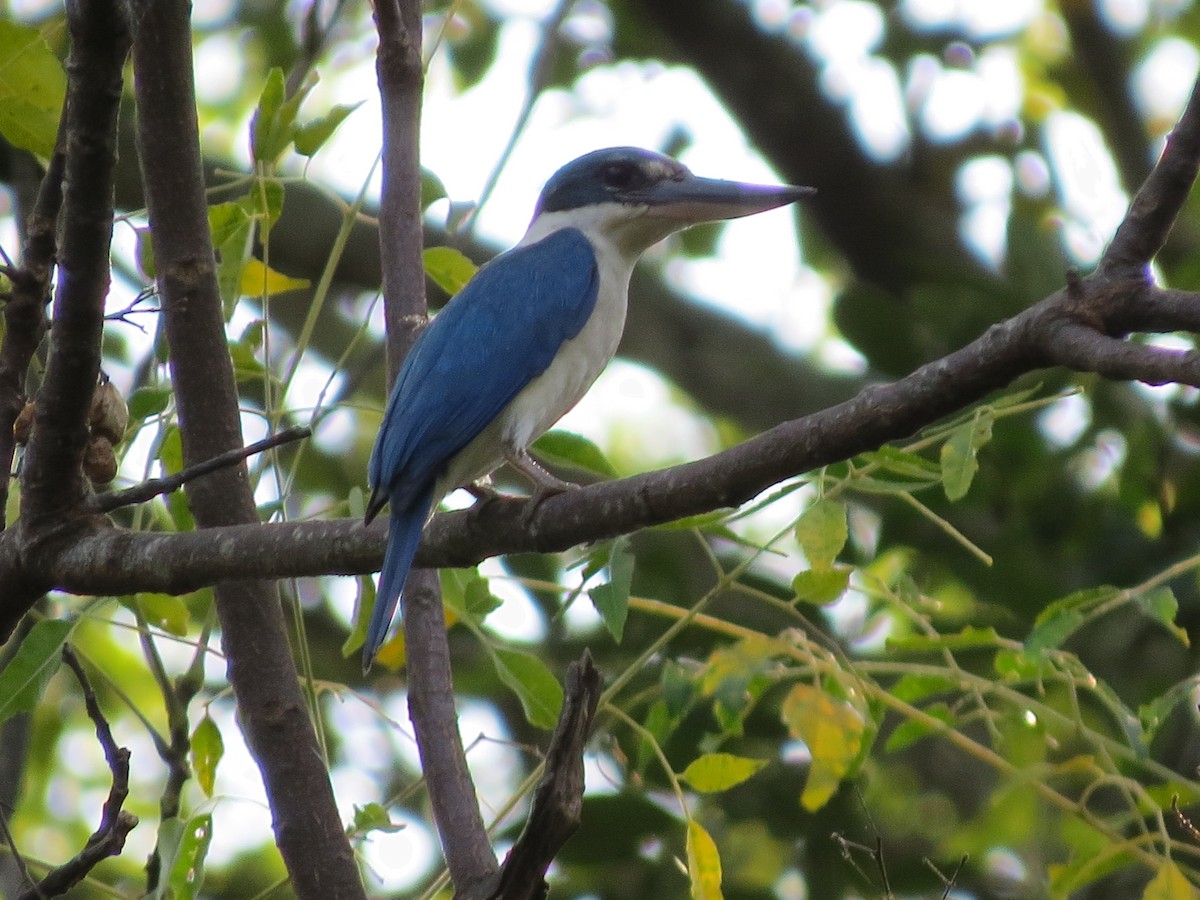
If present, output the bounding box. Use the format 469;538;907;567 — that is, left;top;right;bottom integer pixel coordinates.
436;211;640;494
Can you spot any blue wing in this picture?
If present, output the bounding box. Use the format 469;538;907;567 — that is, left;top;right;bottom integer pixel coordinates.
367;227;599;516
362;228;598;668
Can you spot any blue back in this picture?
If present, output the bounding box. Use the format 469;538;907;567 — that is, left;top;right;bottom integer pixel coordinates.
369;227;599;509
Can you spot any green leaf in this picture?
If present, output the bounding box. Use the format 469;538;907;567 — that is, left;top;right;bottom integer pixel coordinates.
791;568;850;605
681;753;767;793
249;67;307;164
421;167;448;210
136;227;156;280
423;246;478;296
166;813;213;900
589;535;634;642
993;647;1045;681
341;575;376;658
128;385;172;421
0;619;71;725
532;430;618;478
441;568;501;624
1143;861;1199;900
150;818;186;900
940;409;994;500
862;446;942;480
351;802;405;836
780;683;863;812
884;703;955;752
1046;818;1123;896
208;202;253;313
241;179;286;231
639;700;674;771
208;201;250;247
1139;677;1200;746
1025;607;1084;654
1136;586;1190;646
158;424;184;475
294;101;364;156
228;336;266;384
0;20;66;158
889;672;957;703
190;715;224;798
795;499;847;571
886;625;1002;653
1034;586;1118;627
490;647;562;730
135;592;191;636
686;819;725;900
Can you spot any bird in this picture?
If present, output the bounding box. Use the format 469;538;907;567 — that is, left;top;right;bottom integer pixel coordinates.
363;146;812;668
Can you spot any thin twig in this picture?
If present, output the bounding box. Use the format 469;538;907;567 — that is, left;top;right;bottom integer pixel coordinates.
0;806;38;899
18;647;137;900
93;425;311;512
1104;75;1200;273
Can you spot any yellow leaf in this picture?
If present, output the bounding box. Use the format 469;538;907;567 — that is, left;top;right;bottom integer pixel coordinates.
780;684;864;811
699;635;786;696
374;631;407;671
240;258;310;297
682;753;767;793
1143;862;1200;900
686;819;723;900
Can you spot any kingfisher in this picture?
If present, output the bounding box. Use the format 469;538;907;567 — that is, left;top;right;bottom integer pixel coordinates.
363;146;812;668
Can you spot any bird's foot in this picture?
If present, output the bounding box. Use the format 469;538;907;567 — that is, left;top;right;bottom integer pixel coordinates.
505;448;575;494
519;480;577;528
505;449;578;527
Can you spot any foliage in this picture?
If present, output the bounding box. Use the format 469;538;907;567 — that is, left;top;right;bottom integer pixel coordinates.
3;1;1200;899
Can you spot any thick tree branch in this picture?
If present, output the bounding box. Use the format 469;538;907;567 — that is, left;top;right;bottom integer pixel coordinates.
18;1;127;533
376;1;500;896
5;277;1199;606
375;0;427;374
0;148;62;529
130;2;363;898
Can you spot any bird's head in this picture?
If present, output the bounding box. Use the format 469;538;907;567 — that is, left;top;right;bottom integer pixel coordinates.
526;146;813;256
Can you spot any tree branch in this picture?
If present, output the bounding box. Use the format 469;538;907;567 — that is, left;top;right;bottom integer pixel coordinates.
3;275;1198;605
489;651;603;900
375;1;500;895
18;0;128;533
93;425;311;513
19;647;137;900
129;2;362;897
0;147;63;529
1105;75;1200;274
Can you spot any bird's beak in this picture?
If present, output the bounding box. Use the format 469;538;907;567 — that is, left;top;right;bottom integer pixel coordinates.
641;174;814;224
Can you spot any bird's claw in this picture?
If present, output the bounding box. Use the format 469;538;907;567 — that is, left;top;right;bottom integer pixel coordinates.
519;479;577;527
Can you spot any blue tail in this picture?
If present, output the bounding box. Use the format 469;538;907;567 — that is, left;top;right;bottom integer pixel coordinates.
363;485;435;671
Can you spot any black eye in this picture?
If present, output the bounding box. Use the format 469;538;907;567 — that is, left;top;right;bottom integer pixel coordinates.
601;163;639;190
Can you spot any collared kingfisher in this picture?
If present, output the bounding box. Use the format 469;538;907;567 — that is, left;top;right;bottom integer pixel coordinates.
363;146;812;668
